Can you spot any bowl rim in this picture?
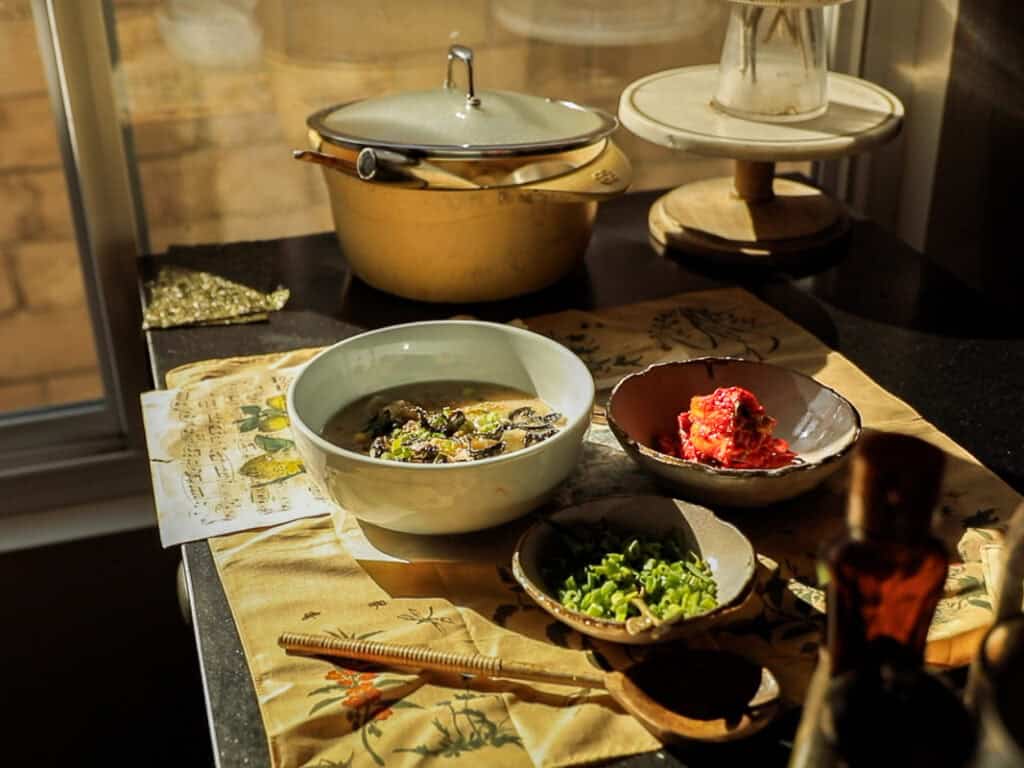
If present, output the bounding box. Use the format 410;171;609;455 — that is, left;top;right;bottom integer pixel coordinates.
510;494;757;633
606;356;862;479
286;319;596;471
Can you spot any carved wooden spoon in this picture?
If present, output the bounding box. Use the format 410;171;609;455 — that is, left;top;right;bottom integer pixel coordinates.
279;631;780;743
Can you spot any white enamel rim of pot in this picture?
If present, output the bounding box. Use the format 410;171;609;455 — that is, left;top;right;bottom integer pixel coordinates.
308;96;619;158
606;356;862;479
286;320;596;471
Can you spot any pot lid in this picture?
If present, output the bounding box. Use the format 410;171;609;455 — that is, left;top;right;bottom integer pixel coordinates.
308;45;618;157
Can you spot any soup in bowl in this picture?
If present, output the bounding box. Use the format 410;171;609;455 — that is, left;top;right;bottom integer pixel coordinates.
287;321;594;535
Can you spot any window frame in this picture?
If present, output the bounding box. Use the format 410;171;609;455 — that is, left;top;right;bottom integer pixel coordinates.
816;0;957;250
0;1;150;517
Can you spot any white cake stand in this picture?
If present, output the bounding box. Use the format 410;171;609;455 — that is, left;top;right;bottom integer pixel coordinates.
619;64;904;264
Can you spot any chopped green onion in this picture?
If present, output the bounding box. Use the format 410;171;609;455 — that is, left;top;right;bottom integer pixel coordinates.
545;522;718;622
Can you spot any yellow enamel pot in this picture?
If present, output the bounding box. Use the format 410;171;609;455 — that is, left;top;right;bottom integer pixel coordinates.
299;44;632;303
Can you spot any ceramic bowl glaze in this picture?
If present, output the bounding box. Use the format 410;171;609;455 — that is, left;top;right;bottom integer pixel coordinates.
512;495;757;644
287;321;594;535
606;358;861;507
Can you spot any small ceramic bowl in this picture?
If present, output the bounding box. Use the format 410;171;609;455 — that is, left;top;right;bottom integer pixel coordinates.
287;321;594;535
606;357;861;507
512;495;757;644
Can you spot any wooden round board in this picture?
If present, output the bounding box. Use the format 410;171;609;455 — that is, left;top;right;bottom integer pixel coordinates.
648;175;851;265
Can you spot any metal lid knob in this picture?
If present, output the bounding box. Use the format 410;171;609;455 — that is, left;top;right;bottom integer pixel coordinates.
444;44;481;108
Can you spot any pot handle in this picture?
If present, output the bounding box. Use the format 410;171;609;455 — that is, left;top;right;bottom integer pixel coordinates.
514;139;632;203
293;149;359;178
298;130;429;188
444;45;481;108
308;128;324;152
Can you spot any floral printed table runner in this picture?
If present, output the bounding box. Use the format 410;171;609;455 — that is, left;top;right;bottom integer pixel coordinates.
154;287;1021;767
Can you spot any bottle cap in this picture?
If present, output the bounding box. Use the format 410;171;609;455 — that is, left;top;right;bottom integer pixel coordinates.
847;432;945;540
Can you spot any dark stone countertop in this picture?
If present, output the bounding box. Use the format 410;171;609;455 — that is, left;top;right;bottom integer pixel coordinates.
144;190;1022;768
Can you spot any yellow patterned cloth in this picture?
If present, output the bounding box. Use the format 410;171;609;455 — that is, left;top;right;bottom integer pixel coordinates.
159;288;1021;768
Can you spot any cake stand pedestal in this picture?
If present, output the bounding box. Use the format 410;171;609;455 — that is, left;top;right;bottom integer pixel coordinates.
619;65;904;265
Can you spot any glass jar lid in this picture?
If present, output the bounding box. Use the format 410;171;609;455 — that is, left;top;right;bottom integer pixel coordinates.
307;45;618;158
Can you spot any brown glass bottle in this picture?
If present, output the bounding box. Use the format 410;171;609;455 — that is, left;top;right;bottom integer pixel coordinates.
790;432;975;768
826;431;949;675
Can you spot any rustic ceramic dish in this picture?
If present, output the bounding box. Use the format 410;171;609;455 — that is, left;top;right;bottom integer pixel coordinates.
287;321;594;535
512;495;757;644
606;357;861;507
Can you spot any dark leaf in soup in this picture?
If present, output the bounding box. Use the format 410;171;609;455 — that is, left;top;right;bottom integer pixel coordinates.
444;410;467;436
508;406;537;423
410;442;439;462
365;409;395;438
524;428;558;446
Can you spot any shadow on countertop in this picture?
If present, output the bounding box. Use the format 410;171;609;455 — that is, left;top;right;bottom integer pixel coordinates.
657;219;1019;342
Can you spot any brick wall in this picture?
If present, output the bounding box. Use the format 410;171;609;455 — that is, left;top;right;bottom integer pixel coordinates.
0;1;102;412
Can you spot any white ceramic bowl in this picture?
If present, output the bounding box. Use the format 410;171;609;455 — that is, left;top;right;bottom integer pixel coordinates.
287;321;594;534
607;358;861;507
512;495;757;644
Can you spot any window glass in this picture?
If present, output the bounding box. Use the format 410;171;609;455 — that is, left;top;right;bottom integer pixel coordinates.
0;0;104;415
109;0;736;252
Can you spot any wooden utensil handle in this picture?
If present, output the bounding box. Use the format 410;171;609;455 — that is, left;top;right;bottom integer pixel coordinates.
278;632;606;690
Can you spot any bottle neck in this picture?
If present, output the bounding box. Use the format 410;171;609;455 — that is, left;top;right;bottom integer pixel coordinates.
845;512;930;543
846;432;944;542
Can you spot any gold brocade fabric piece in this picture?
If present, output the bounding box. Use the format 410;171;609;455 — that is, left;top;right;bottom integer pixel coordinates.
159;288;1022;768
143;265;290;329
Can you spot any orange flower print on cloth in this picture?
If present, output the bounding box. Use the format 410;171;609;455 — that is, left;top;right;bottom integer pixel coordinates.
302;628;525;765
325;669;376;688
308;631;423;767
343;681;382;709
317;667;396;715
